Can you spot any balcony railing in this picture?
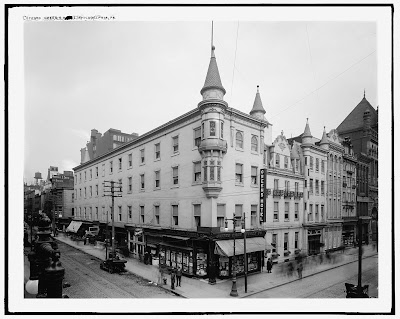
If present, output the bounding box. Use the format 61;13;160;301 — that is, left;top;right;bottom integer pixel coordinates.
294;192;303;199
284;191;294;198
273;190;284;197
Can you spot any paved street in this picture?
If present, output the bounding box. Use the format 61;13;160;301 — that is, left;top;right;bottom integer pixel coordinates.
246;255;378;298
25;241;178;299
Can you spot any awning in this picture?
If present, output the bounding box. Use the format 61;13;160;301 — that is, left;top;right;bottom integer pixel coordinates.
163;235;190;241
66;221;83;233
214;237;267;257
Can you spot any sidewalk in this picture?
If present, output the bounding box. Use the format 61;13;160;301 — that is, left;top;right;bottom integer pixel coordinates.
55;233;377;298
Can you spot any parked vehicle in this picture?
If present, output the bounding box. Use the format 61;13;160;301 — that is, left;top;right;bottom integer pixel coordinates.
100;252;127;274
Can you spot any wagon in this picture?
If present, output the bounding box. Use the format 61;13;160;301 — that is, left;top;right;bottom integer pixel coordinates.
100;258;127;274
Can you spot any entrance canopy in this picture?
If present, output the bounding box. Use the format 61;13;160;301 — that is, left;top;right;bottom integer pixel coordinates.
214;237;267;257
66;221;83;233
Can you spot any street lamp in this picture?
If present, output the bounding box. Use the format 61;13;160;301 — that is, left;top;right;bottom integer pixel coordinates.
224;213;247;297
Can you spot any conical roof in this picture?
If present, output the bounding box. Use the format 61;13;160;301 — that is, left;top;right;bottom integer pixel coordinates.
303;118;312;138
320;126;329;144
250;85;266;115
200;46;226;95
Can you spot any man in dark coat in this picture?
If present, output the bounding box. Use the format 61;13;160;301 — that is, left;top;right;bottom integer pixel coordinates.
267;259;273;273
170;269;176;290
176;267;182;287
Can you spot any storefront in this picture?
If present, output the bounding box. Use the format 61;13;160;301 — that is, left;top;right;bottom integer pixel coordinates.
126;226;145;259
342;219;357;247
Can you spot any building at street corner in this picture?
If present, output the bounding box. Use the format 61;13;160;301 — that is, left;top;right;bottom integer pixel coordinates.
72;44;289;282
337;94;378;243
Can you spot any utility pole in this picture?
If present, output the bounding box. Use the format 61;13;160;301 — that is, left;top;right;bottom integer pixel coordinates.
103;181;122;259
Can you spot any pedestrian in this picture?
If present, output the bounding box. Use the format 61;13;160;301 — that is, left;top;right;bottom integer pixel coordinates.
170;268;176;290
297;261;303;279
267;259;273;273
176;267;182;287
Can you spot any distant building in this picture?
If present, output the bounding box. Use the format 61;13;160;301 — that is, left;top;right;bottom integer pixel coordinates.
337;94;378;243
81;128;139;164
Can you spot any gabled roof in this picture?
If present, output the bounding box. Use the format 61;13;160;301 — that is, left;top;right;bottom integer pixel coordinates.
200;46;226;95
337;96;377;133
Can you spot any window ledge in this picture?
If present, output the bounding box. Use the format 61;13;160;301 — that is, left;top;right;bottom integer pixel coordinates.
250;184;258;188
284;219;289;222
273;219;279;222
171;152;180;157
127;166;132;170
139;189;145;192
235;148;244;152
251;151;258;155
235;182;244;187
192;181;202;186
154;187;161;191
127;191;132;194
154;158;161;162
171;185;180;189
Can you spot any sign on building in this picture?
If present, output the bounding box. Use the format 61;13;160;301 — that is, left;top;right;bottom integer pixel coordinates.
260;168;266;223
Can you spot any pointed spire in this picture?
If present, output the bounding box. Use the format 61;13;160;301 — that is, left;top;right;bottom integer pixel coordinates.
303;118;312;138
200;45;226;96
364;89;366;98
250;85;266;116
320;126;329;145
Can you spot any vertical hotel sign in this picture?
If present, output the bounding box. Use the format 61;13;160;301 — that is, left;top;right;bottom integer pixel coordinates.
259;169;266;223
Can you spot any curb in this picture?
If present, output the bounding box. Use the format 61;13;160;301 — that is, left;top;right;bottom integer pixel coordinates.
242;252;377;298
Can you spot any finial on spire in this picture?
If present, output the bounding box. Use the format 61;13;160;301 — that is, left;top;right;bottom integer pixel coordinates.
307;118;309;123
281;130;284;136
211;21;214;54
257;85;259;93
364;89;365;98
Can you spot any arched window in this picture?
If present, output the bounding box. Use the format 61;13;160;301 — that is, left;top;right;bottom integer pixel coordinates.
275;154;280;167
251;136;258;152
284;156;288;169
236;132;243;149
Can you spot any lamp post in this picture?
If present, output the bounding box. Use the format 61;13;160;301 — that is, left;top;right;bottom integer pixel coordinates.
224;213;247;297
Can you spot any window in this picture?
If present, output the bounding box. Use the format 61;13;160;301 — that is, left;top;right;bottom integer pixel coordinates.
140;174;145;190
295;203;299;220
203;161;208;182
128;154;132;167
109;206;113;220
155;171;160;188
79;188;82;198
251;136;258;152
194;162;201;182
251;205;257;227
217;204;226;227
84;187;87;198
284;233;288;250
84;171;87;181
155;143;160;160
305;157;308;165
79;173;82;183
284;202;289;220
194;204;201;227
236;131;243;149
321;205;324;219
235;164;243;183
140;149;145;164
90;169;92;180
172;136;179;154
172;205;178;226
102;164;105;177
221;122;224;138
310;156;314;170
89;207;92;219
128;206;132;219
295;232;299;249
321;181;325;195
316;158;319;172
172;166;179;185
285;181;290;192
315;204;319;222
295;159;299;172
210;121;216;136
118;179;122;192
309;204;313;221
272;234;277;250
89;186;92;197
251;166;258;185
154;205;160;224
284;156;288;169
274;202;279;220
128;177;132;192
275;154;280;168
274;179;279;190
194;127;201;147
84;207;87;219
235;204;243;220
109;161;113;174
118;157;122;170
202;123;204;139
315;180;319;195
140;205;144;223
118;206;122;222
210;160;215;181
309;179;313;193
295;182;299;193
96;167;99;178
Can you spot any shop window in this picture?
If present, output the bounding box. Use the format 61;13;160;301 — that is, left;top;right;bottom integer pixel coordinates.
154;205;160;224
236;131;243;149
172;205;178;226
219;256;229;277
196;250;207;276
217;204;225;227
251;136;258;152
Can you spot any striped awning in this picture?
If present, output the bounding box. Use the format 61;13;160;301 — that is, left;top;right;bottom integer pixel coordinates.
214;237;267;257
66;221;83;233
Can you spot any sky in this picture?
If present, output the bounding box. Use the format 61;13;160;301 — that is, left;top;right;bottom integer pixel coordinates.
23;12;378;184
